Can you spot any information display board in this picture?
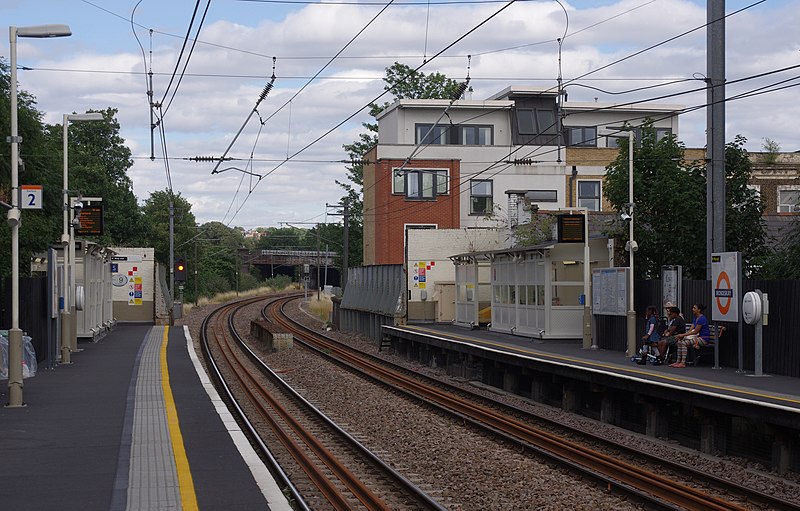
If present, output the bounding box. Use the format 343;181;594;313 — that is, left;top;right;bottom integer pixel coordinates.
557;214;585;243
76;204;104;236
592;267;628;316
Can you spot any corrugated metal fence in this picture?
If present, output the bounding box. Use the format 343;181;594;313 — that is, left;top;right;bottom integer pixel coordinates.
335;265;405;342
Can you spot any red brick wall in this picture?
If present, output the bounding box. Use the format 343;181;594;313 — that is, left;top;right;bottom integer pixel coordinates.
369;159;461;265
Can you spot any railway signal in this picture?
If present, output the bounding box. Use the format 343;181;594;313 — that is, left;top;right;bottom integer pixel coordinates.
175;258;187;282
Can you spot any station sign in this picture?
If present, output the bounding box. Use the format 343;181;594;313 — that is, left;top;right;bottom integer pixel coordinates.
711;251;740;322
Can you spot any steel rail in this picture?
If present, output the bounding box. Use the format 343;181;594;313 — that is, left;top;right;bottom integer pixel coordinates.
270;296;757;511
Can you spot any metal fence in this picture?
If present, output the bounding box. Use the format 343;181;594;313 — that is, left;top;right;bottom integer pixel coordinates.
1;276;54;367
595;279;800;378
335;265;405;342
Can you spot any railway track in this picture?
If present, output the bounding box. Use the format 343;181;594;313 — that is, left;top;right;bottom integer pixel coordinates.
200;293;446;511
267;295;799;511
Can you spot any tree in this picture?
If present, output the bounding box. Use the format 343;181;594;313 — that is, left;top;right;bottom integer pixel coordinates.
45;108;147;247
0;59;66;278
338;62;467;268
139;190;197;266
604;122;706;278
604;124;768;279
724;135;768;276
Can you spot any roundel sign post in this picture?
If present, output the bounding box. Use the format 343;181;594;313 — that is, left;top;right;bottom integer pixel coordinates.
711;251;741;322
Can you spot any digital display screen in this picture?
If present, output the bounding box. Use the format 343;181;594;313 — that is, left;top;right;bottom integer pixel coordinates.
76;204;104;236
558;214;585;243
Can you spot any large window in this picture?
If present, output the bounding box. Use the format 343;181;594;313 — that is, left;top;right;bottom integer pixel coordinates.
470;179;493;215
577;180;601;211
393;168;448;199
415;123;493;145
567;126;597;147
516;109;558;135
778;188;800;212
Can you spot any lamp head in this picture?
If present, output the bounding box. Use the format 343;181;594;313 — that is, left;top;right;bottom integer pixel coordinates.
7;208;21;228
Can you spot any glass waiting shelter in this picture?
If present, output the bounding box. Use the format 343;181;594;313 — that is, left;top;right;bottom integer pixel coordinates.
452;239;611;339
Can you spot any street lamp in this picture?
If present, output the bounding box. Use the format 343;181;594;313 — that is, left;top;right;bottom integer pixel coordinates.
60;113;103;365
7;24;72;407
625;131;637;357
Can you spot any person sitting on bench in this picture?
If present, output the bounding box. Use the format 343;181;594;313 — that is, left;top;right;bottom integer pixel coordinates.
657;306;685;363
670;303;710;368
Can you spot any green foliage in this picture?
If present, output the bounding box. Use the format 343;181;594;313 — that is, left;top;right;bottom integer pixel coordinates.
604;124;768;279
724;136;768;276
0;61;142;278
511;214;556;247
50;108;146;247
761;138;780;164
140;190;197;265
263;275;292;290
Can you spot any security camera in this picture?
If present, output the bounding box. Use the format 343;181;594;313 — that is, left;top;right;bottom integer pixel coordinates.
73;201;84;212
625;240;639;252
620;212;632;221
72;217;82;230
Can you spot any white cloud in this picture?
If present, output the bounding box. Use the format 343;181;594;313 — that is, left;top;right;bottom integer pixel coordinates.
6;0;799;227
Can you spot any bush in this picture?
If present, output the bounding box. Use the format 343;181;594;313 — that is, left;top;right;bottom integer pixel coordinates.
264;275;292;290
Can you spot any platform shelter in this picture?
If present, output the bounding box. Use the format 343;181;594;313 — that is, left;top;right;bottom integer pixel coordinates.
452;238;612;340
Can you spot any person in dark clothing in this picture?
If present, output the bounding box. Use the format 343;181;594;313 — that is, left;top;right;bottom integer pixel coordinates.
657;306;685;363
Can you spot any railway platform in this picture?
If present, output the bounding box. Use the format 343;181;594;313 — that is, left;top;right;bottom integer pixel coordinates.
0;323;291;511
384;322;800;472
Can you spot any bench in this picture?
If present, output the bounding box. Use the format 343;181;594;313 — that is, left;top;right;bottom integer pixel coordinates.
684;323;725;366
661;323;725;366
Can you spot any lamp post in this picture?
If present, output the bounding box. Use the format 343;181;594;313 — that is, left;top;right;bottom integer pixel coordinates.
7;24;72;407
60;112;103;364
626;131;637;358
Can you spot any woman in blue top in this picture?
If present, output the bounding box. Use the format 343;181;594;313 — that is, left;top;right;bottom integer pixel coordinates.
636;305;661;364
670;303;710;368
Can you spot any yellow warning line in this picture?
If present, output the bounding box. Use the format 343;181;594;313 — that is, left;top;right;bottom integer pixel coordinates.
161;326;199;510
403;325;800;407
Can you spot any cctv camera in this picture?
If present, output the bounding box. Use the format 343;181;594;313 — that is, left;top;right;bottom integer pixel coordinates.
625;240;638;252
72;217;82;230
620;212;632;221
73;201;84;212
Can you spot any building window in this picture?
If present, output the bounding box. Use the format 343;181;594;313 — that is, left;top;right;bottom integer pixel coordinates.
778;188;800;212
516;109;558;135
460;125;492;145
577;180;601;211
567;127;597;147
416;123;492;145
416;124;449;145
393;168;448;199
470;179;493;215
525;190;558;202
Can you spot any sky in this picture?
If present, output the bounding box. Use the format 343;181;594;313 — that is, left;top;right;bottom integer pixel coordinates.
2;0;799;228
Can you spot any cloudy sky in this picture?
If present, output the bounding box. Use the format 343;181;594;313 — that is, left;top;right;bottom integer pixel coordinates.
3;0;798;227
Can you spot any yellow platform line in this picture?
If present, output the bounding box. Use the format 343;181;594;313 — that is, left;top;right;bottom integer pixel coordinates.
161;326;199;511
402;325;800;407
